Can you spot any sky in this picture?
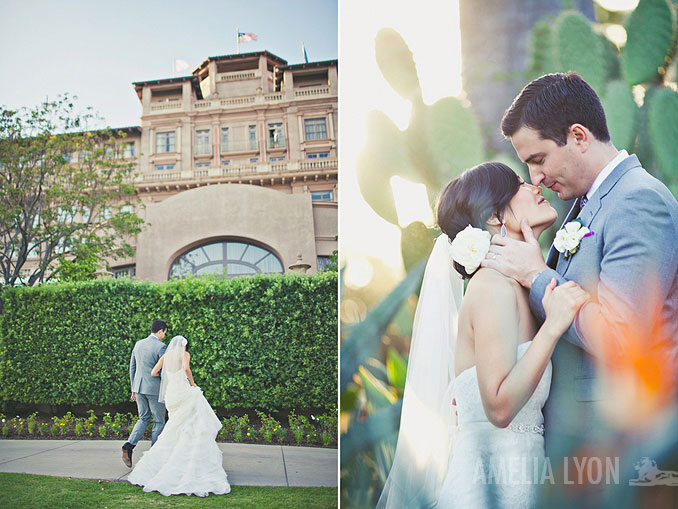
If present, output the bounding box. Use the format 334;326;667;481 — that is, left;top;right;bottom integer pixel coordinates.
0;0;337;128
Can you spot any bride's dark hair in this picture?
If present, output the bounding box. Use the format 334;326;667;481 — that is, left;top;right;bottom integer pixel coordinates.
436;162;522;279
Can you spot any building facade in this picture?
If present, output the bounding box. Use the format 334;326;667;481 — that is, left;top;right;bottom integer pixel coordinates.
109;51;337;281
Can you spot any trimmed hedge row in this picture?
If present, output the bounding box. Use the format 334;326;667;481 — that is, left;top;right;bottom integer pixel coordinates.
0;273;337;412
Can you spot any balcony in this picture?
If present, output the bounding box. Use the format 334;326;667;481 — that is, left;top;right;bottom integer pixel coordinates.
266;136;287;150
146;86;334;115
220;140;260;153
135;158;337;184
294;86;331;98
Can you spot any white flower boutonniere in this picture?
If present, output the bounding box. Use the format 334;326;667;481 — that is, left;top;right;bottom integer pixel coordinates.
553;219;594;259
449;225;491;274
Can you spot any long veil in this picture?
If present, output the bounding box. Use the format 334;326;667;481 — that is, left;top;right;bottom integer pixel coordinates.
377;234;464;508
158;335;187;404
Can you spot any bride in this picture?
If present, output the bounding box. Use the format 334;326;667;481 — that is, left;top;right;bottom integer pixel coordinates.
377;162;589;508
127;335;231;497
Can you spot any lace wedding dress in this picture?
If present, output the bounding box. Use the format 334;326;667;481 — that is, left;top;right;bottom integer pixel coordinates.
437;341;551;508
128;337;230;497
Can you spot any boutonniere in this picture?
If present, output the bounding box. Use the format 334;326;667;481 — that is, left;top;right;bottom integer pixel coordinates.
554;219;594;259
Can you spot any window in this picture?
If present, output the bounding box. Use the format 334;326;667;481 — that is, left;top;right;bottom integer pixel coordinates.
112;265;136;278
304;118;327;140
196;162;210;168
121;204;134;214
267;122;284;149
62;152;72;163
156;131;175;153
222;160;231;166
123;142;135;158
306;151;330;159
100;207;113;220
169;240;284;279
270;156;286;162
317;256;332;271
311;190;334;201
155;164;175;170
195;129;211;155
250;158;259;163
248;125;258;150
221;127;229;153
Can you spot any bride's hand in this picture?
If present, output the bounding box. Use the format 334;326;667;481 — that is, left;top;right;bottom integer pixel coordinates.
542;278;590;337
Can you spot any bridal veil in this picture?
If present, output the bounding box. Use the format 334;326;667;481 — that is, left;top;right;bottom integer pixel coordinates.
158;335;187;404
377;234;464;508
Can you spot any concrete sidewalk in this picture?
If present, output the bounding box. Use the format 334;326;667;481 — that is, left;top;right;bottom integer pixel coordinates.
0;440;337;487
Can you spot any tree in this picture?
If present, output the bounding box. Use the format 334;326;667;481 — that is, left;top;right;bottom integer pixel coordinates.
0;96;145;287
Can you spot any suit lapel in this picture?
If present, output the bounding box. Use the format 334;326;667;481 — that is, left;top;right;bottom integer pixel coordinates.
554;154;641;276
547;199;579;269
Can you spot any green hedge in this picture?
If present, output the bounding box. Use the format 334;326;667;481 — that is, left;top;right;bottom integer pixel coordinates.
0;273;337;412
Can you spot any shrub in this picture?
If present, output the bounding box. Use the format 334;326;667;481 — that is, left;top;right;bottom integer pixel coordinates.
0;274;337;412
27;412;38;435
98;425;107;438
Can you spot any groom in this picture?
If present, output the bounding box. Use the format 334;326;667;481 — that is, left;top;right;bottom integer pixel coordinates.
483;72;678;479
121;319;168;468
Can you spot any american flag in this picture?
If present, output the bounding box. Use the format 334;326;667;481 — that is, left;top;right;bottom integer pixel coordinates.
238;32;258;43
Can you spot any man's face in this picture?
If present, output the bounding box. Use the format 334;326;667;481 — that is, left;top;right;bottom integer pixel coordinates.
156;329;166;341
510;126;588;201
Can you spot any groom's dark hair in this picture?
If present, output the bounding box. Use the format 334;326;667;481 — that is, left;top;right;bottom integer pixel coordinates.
501;72;610;146
151;320;167;333
437;162;521;279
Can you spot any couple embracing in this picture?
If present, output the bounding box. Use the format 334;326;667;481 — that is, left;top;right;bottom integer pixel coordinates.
122;319;231;497
379;72;678;507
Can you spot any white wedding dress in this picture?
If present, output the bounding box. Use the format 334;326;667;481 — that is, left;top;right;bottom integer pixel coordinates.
128;337;230;497
437;341;551;508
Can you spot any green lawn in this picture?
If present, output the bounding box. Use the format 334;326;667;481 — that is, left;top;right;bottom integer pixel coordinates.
0;473;337;508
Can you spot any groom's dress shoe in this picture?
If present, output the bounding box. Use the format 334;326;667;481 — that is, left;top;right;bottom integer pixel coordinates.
122;442;133;468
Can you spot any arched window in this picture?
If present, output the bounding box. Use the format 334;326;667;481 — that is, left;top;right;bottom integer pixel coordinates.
169;240;284;279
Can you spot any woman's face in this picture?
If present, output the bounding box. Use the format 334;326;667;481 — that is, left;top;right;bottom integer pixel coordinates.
503;179;558;237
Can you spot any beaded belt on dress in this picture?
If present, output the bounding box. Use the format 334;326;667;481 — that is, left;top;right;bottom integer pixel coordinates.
508;423;544;435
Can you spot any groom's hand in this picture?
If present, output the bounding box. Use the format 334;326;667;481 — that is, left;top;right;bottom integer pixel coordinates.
481;219;548;288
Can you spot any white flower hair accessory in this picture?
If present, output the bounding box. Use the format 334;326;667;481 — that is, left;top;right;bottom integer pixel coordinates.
553;219;593;259
448;225;491;275
181;337;188;347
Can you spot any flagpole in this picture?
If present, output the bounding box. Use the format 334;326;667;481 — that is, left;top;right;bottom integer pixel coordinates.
236;27;240;54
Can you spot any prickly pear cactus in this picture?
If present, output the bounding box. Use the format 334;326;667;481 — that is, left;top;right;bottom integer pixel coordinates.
357;29;486;266
601;80;637;151
622;0;675;86
648;87;678;181
556;12;607;95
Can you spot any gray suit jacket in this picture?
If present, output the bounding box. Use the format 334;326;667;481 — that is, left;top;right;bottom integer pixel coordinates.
529;155;678;458
130;335;167;396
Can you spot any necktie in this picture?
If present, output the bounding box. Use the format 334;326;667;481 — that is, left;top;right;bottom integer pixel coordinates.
580;196;588;209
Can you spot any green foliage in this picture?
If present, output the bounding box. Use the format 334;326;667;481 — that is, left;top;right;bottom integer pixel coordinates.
357;30;485;229
0;95;145;287
400;221;436;272
601;80;638;150
374;28;422;102
0;273;337;412
556;12;607;94
648;87;678;180
622;0;675;85
526;20;558;81
0;473;337;509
